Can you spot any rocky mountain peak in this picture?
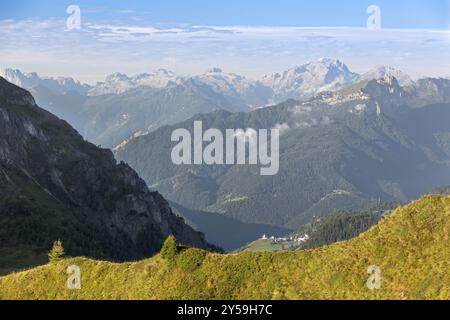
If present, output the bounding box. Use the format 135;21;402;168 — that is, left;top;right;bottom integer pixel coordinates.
0;69;91;95
0;76;37;107
90;69;181;96
360;75;408;112
262;58;359;102
105;72;130;82
362;65;413;86
364;74;402;94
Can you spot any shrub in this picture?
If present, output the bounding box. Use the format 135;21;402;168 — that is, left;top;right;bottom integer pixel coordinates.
176;248;207;272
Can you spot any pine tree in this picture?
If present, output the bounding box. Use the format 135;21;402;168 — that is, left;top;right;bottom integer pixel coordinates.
160;235;179;262
48;240;65;262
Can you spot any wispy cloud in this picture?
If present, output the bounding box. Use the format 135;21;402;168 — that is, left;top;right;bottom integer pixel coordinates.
1;17;449;83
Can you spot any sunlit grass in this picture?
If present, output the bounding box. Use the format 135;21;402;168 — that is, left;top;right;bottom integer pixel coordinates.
0;195;448;300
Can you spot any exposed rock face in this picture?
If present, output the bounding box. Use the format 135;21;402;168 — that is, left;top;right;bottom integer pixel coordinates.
0;76;213;264
362;75;406;112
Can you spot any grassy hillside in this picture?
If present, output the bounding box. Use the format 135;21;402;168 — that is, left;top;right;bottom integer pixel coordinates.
0;195;448;300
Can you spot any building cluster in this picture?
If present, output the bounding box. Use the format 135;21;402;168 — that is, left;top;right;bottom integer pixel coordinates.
261;234;310;244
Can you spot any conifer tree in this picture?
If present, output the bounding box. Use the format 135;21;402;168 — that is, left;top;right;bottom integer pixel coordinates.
48;240;65;262
160;235;179;262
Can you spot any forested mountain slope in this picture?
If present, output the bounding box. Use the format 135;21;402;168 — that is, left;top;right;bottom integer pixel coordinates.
0;77;212;275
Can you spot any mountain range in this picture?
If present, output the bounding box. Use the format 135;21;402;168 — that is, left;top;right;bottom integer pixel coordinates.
2;60;450;246
115;75;450;228
0;68;91;96
88;69;182;96
1;59;433;148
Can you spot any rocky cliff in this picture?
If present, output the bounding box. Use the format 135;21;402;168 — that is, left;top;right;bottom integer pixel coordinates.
0;77;212;272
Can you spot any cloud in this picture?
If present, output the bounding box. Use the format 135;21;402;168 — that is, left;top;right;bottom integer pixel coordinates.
234;128;258;142
0;18;449;83
272;123;291;135
115;10;136;15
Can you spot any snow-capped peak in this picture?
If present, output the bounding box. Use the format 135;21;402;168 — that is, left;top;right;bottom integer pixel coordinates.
262;58;360;102
198;68;248;86
0;68;90;95
105;72;130;82
361;66;413;86
89;69;182;96
0;68;31;87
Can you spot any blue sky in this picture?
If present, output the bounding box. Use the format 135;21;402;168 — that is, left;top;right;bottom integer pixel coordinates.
0;0;449;83
1;0;450;28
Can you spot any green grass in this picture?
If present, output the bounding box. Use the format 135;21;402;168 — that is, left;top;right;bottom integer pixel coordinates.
240;239;297;252
0;195;448;300
241;239;280;252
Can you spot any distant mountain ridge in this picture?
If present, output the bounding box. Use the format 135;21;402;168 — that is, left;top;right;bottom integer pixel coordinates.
115;75;450;228
2;60;444;103
88;69;182;96
2;60;449;149
0;68;91;95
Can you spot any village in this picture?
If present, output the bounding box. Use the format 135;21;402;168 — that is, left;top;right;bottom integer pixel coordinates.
239;232;312;252
260;234;310;244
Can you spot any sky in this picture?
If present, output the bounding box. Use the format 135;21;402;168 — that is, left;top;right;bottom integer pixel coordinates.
1;0;450;83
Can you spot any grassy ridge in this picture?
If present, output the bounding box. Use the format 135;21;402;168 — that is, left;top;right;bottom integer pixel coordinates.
0;195;448;300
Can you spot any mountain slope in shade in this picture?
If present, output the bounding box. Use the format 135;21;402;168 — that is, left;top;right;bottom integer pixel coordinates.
0;77;212;275
432;185;450;195
0;195;448;300
116;76;450;228
404;77;450;108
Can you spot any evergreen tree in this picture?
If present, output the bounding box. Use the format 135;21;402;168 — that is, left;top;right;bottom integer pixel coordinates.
160;235;179;262
48;240;65;262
